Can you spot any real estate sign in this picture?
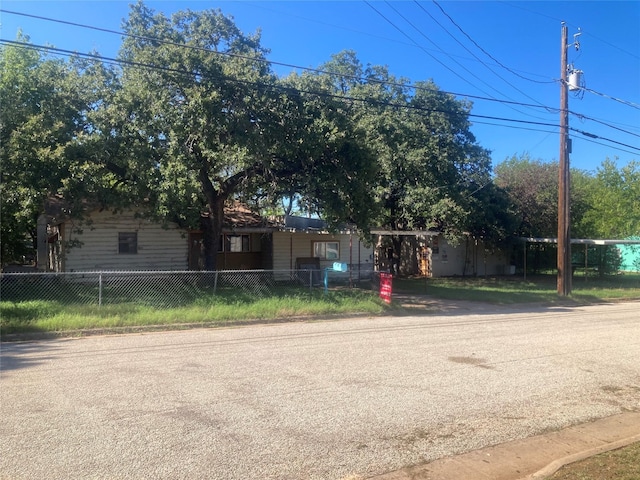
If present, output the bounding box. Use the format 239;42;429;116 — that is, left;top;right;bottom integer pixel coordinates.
379;273;393;304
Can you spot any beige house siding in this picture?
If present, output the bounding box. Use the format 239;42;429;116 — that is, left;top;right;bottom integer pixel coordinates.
430;237;510;277
376;234;510;277
62;210;188;271
272;231;374;271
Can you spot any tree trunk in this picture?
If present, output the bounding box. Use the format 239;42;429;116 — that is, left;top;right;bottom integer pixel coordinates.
391;235;402;276
202;198;224;271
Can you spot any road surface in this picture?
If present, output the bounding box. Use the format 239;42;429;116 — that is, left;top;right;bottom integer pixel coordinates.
1;301;639;479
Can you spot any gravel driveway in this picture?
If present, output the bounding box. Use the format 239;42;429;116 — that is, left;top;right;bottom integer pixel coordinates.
1;301;639;479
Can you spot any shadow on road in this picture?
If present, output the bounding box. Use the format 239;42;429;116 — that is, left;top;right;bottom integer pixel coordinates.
0;341;61;373
390;293;599;317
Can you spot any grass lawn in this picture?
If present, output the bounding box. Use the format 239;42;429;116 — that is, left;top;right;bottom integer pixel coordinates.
1;273;639;338
393;273;640;305
0;289;387;338
548;442;640;480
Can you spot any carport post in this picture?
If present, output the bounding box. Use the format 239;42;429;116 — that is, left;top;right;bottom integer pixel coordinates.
584;244;588;282
523;241;527;281
98;272;103;307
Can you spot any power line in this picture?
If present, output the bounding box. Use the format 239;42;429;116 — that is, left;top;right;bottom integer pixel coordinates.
8;5;637;136
431;0;556;84
0;8;562;113
570;126;640;152
580;87;640;110
0;38;557;129
240;1;556;84
4;38;638;156
4;6;638;125
364;0;543;120
570;112;640;139
414;0;555;102
381;1;553;122
500;1;640;61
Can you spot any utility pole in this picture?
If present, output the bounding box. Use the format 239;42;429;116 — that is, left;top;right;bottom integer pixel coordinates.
558;22;572;296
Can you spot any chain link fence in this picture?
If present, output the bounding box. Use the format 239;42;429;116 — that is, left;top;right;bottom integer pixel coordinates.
1;266;375;308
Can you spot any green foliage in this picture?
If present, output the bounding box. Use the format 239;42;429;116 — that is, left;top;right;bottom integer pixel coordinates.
0;35;119;265
4;4;540;272
496;154;639;244
494;154;560;237
578;158;640;238
310;51;499;266
97;3;379;268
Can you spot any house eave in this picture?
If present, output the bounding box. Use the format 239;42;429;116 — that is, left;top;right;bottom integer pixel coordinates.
371;229;442;236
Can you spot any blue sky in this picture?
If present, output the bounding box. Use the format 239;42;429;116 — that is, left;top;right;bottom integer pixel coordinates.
1;1;639;173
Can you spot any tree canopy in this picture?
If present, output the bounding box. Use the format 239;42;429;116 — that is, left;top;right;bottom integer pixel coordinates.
305;51;497;265
5;1;637;272
577;159;640;238
95;2;378;269
494;154;638;241
0;35;113;264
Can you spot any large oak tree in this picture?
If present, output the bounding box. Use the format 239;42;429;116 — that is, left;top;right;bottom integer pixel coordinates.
101;2;377;269
312;51;495;265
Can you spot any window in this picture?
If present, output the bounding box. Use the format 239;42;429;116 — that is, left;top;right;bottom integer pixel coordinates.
118;232;137;254
225;234;250;252
313;241;339;260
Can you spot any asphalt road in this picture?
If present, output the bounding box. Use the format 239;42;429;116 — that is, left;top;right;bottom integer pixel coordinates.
1;301;639;480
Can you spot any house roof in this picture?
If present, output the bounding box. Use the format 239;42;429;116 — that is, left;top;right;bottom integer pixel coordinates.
221;203;277;232
283;215;327;231
41;195;98;225
42;197;363;235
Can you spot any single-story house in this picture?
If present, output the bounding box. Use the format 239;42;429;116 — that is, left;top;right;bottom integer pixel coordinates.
37;201;374;275
372;230;512;277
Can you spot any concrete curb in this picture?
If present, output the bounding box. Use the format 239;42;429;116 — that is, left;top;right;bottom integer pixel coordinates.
369;411;640;480
519;432;640;480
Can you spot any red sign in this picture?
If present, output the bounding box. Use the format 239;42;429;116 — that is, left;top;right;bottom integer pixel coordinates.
379;273;393;304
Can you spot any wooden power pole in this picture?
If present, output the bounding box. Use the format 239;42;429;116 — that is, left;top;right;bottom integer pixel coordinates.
558;23;572;296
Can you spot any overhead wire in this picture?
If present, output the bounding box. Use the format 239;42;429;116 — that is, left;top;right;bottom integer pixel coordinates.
0;38;560;130
0;8;562;113
1;7;638;156
3;6;637;136
381;1;554;122
431;0;556;84
364;0;548;121
413;0;556;106
579;87;640;111
500;0;640;61
4;38;638;156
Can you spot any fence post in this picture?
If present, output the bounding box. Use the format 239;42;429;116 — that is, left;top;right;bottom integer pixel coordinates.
213;271;219;295
98;272;103;307
309;270;312;293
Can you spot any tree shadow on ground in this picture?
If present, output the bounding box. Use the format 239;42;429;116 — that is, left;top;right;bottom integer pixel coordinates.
0;340;62;373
